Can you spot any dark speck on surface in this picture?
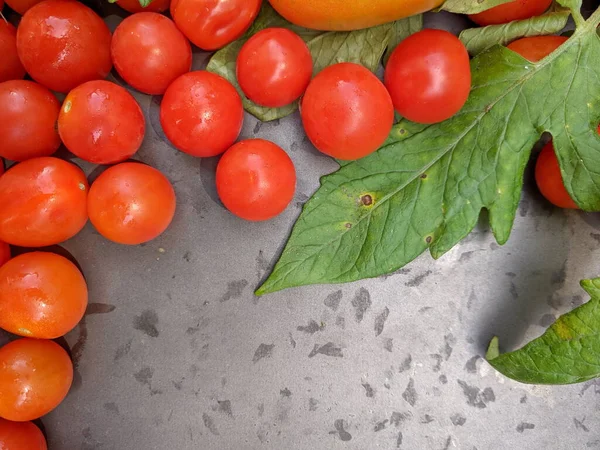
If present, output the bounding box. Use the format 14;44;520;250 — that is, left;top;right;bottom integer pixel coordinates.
397;432;403;448
183;251;191;262
253;344;275;363
465;355;482;373
574;417;590;432
402;378;418;407
439;375;448;384
309;398;319;411
219;280;248;302
324;290;343;311
431;354;443;372
134;367;153;386
114;339;132;361
405;270;432;287
450;414;466;426
516;422;535;433
103;402;119;414
280;388;292;398
336;316;346;329
203;413;220;436
215;400;233;417
374;419;388;432
539;313;557;327
351;288;371;322
458;380;495;408
398;355;412;373
308;342;343;358
133;310;159;338
442;334;456;360
330;419;352;441
384;338;394;352
509;282;518;299
551;261;567;286
467;289;477;310
374;307;390;336
442;436;453;450
390;411;412;426
257;403;264;417
297;320;324;334
362;382;375;398
421;414;434;424
520;395;527;404
288;333;296;348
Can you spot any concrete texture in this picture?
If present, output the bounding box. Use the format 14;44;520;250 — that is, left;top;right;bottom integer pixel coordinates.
1;5;599;450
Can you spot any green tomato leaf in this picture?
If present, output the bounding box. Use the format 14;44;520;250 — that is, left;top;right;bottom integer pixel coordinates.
383;14;423;65
438;0;514;14
206;4;422;122
256;11;600;295
487;278;600;384
459;9;570;55
137;0;152;7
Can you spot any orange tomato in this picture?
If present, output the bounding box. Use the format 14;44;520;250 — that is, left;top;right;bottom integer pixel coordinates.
0;418;47;450
0;158;89;247
268;0;444;31
0;252;88;339
507;35;568;62
117;0;169;12
0;338;73;422
469;0;552;26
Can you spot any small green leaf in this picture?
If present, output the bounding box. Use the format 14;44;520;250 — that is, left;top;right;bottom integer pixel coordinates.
137;0;152;7
485;336;500;360
206;4;422;122
257;10;600;295
383;14;423;65
487;278;600;384
459;10;570;55
438;0;514;14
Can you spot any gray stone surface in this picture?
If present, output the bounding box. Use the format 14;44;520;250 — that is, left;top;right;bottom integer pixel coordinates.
1;5;600;450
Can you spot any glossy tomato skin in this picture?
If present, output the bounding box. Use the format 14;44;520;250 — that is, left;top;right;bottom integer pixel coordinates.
535;142;578;209
217;139;296;221
237;28;313;108
58;81;145;164
0;157;88;247
160;71;243;157
0;252;88;339
17;0;112;93
0;80;61;162
0;22;26;83
111;13;192;95
0;338;73;422
301;62;394;160
171;0;261;51
507;35;568;62
0;418;47;450
117;0;169;13
385;29;471;124
88;163;176;245
469;0;552;25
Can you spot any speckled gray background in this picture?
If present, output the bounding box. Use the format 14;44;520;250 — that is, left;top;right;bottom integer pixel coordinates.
1;5;600;450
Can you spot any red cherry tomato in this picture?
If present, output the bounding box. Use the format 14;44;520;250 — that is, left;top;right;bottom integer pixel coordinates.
217;139;296;221
0;157;88;247
160;71;243;157
237;28;312;107
507;35;568;62
17;0;112;93
0;81;61;162
117;0;169;13
535;142;579;209
469;0;552;26
58;80;145;164
0;338;73;422
0;252;88;339
0;418;47;450
171;0;261;51
4;0;44;14
88;163;176;245
385;29;471;125
301;62;393;160
111;13;192;95
0;21;26;83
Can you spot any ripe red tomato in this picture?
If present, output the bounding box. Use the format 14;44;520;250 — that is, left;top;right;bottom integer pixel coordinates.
237;28;313;107
111;13;192;95
0;21;26;83
160;71;243;157
4;0;44;14
0;243;9;267
385;29;471;125
58;80;145;164
17;0;112;93
535;142;578;209
171;0;261;51
469;0;552;26
507;35;568;62
117;0;169;13
88;163;176;245
0;81;61;162
0;418;47;450
301;62;393;160
216;139;296;221
0;252;88;339
0;157;88;247
0;338;73;422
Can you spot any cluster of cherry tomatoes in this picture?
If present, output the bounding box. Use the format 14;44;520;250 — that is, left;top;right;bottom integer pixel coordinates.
0;0;583;445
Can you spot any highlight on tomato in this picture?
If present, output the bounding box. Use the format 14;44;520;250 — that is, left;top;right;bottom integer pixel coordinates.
469;0;553;26
111;12;192;95
237;28;313;108
0;252;88;339
160;71;244;157
0;21;26;83
170;0;261;51
88;162;176;245
0;157;89;247
58;80;146;164
301;62;394;160
0;418;47;450
17;0;112;93
0;80;61;161
385;28;471;124
216;139;297;221
0;338;73;422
